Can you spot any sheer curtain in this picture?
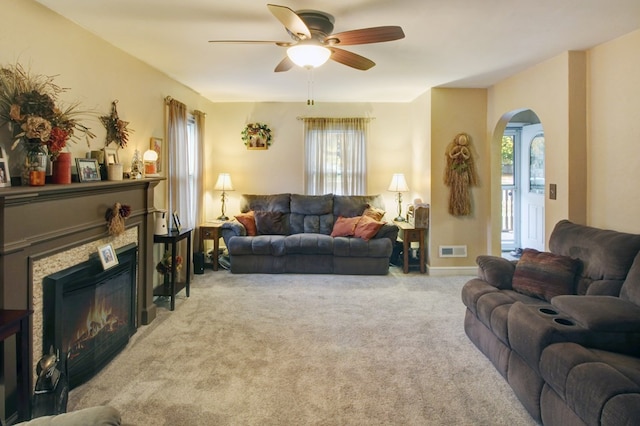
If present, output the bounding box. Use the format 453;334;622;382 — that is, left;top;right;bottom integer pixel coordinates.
192;110;206;244
304;117;368;195
166;98;188;225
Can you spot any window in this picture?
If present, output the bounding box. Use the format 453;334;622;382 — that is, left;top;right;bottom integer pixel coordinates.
304;118;368;195
529;133;545;194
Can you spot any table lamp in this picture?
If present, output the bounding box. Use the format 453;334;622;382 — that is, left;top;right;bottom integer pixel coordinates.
214;173;234;220
143;149;159;176
388;173;409;221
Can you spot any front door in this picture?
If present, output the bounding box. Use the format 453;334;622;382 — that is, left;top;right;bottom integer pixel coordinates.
519;124;545;251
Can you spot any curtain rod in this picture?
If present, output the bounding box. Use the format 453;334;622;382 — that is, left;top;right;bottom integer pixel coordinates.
296;116;375;120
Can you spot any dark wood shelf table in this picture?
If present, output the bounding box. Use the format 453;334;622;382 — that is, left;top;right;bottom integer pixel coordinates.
0;309;33;422
153;228;192;310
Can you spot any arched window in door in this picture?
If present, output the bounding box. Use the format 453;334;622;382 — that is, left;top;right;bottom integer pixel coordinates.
529;134;544;194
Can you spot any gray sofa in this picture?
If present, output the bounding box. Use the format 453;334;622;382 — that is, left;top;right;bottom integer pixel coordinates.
221;193;399;274
462;220;640;425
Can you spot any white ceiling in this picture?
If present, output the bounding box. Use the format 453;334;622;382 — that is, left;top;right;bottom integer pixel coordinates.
35;0;640;103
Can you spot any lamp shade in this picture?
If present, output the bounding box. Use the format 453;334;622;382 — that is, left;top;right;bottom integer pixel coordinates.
287;44;331;68
143;149;159;175
143;149;158;162
388;173;409;192
214;173;234;191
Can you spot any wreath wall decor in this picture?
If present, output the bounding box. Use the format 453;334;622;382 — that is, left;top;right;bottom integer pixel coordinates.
241;123;272;150
444;132;479;216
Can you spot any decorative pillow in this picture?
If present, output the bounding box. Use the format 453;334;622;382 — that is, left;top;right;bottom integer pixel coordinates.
362;204;385;221
234;211;257;236
254;211;287;235
331;216;361;237
512;248;582;302
354;215;385;241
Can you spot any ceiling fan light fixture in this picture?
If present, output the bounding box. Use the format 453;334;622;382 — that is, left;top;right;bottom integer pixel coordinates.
287;44;331;68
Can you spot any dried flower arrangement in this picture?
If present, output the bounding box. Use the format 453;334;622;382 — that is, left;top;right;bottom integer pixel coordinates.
0;63;95;159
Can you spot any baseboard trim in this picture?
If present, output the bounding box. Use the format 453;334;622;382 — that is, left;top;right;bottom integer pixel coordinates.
426;265;477;276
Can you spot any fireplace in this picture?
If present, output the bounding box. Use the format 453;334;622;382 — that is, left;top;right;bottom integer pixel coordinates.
42;244;137;389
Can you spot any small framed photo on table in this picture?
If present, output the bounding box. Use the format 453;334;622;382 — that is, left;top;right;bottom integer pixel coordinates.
172;211;182;232
98;244;118;270
76;158;101;182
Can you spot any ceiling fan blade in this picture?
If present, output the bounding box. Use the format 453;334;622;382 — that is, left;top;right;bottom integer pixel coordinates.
325;26;405;46
329;48;375;71
208;40;291;45
267;4;311;40
274;56;295;72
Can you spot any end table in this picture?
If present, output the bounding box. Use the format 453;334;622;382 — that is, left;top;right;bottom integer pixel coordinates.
394;221;427;274
199;221;225;271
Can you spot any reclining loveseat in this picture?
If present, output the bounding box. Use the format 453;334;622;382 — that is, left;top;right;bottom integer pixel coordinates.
461;220;640;425
220;193;399;274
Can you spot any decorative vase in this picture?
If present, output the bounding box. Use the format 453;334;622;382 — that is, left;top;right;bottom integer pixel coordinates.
23;145;47;186
51;152;72;184
107;163;123;181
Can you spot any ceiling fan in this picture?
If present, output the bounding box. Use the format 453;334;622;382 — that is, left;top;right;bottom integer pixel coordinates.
208;3;405;72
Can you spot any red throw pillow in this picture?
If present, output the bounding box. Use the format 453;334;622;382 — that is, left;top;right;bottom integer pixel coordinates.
354;215;385;241
234;211;257;236
512;248;582;302
331;216;361;237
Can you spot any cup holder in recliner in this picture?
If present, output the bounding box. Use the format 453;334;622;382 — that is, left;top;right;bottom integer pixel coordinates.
553;318;575;326
538;308;558;315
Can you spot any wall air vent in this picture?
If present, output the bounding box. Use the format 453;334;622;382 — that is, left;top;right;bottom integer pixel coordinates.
439;245;467;258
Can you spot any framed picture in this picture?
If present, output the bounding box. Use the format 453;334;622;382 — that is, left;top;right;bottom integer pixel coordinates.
98;244;119;270
76;158;102;182
150;137;162;172
103;147;119;165
172;211;182;232
0;148;11;188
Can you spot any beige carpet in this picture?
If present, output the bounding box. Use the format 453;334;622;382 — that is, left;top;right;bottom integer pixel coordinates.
67;268;537;426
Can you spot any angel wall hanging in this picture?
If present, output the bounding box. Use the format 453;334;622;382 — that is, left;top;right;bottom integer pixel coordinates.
444;132;479;216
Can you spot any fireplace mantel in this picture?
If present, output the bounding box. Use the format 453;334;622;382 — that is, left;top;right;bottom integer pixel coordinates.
0;178;162;421
0;178;161;324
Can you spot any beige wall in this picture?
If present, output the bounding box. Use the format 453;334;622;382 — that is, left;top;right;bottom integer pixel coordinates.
487;51;588;252
429;88;488;272
204;101;428;222
1;0;218;208
588;30;640;233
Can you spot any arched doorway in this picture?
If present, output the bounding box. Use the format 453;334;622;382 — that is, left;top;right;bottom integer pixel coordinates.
498;109;545;257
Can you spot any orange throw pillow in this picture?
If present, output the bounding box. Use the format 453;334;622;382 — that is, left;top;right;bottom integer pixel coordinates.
235;211;257;236
354;215;385;241
331;216;361;237
362;204;385;221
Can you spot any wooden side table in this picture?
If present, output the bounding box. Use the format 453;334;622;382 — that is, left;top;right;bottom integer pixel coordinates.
394;221;426;274
199;221;225;271
153;228;192;310
0;309;33;422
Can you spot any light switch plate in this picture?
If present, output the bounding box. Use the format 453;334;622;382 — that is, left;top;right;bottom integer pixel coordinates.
549;183;557;200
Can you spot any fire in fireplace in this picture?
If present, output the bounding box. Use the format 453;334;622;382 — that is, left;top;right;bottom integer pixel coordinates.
42;243;137;389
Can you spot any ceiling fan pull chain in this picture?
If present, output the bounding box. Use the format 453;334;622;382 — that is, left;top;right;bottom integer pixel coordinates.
307;68;315;106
